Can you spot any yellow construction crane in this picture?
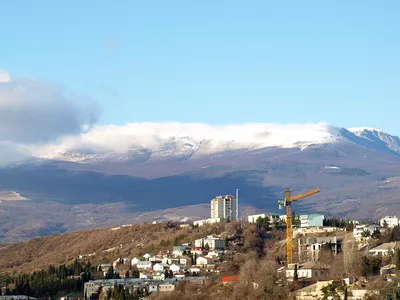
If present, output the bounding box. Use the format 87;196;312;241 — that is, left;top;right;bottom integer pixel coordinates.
278;187;320;264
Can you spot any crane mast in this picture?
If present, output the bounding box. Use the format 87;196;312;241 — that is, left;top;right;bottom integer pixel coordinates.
278;187;320;265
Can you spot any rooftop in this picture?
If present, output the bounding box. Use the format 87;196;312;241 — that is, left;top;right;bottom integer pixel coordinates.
369;242;400;251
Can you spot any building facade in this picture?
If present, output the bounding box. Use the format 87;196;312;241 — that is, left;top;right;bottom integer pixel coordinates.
380;216;399;228
194;235;226;250
247;214;267;223
193;218;221;227
210;195;237;221
84;277;208;299
299;213;324;227
298;236;343;261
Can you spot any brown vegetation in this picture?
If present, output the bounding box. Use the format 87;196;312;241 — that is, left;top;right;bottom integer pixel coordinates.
148;255;289;300
0;222;235;273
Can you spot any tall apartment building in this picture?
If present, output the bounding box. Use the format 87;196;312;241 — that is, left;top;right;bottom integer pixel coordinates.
210;195;237;221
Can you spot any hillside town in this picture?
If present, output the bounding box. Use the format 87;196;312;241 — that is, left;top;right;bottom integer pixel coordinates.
2;193;400;300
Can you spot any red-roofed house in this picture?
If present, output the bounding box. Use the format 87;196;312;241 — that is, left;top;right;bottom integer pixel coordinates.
222;275;240;285
196;256;213;266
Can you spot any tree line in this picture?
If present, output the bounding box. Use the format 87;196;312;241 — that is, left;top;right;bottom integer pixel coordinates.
1;260;95;298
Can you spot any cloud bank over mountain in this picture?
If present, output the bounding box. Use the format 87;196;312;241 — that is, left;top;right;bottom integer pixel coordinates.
0;72;100;164
1;71;399;166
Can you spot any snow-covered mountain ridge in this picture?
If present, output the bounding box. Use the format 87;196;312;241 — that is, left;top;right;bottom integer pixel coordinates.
24;123;400;163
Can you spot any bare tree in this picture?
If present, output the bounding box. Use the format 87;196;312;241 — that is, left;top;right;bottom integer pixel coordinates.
343;233;363;280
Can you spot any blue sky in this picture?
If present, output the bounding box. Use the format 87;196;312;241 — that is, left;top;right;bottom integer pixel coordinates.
1;1;399;133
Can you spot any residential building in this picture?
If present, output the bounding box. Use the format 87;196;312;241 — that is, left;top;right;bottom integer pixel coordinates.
299;214;325;228
248;214;267;223
222;275;240;285
190;267;201;274
136;261;153;270
210;195;237;221
353;224;386;241
84;277;208;298
196;256;213;266
193;218;221;227
194;235;226;250
380;216;399;228
294;226;344;237
158;284;175;292
282;262;330;281
279;215;287;222
290;280;337;300
153;263;169;272
298;236;343;261
368;242;400;256
131;257;140;265
169;264;182;273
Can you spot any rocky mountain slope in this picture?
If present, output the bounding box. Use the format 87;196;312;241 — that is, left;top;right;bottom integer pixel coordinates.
1;123;400;242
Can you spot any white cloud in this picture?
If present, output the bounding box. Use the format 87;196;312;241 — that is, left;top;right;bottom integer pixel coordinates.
0;73;100;165
29;122;341;159
0;76;100;144
0;70;10;83
0;141;31;166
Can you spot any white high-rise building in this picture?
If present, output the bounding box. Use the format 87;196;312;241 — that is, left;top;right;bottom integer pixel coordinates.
210;195;237;221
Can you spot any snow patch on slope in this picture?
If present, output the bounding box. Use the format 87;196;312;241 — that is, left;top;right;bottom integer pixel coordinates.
348;127;400;153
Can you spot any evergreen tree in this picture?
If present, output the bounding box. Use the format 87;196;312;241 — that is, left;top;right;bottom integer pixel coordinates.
204;243;210;251
293;264;299;281
396;249;400;270
383;220;389;228
371;228;382;239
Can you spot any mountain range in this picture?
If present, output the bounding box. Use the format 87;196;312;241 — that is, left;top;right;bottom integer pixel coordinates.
1;123;400;243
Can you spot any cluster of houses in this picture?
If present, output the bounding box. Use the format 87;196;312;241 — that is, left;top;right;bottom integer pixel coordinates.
99;235;226;283
85;234;228;298
84;212;400;299
84;277;208;299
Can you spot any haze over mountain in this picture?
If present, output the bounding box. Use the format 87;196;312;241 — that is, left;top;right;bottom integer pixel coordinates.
1;122;400;243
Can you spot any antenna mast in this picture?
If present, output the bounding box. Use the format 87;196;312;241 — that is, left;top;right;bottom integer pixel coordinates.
235;188;239;220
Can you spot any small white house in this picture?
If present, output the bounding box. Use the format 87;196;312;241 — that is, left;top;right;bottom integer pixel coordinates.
153;263;169;272
161;257;169;264
380;216;399;228
369;242;400;256
169;264;182;273
136;261;153;270
158;284;175;292
196;256;213;266
283;262;329;280
131;257;140;266
143;253;151;260
190;267;201;273
194;236;226;250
